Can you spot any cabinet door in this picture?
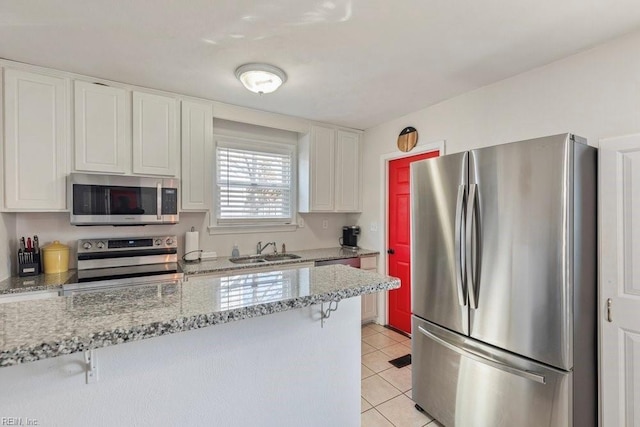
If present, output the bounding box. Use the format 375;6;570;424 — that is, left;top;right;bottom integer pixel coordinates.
335;130;361;212
360;256;378;322
181;100;212;210
4;69;68;210
310;126;335;211
132;91;178;176
74;81;128;173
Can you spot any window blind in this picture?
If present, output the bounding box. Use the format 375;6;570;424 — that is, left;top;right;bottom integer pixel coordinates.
216;145;293;223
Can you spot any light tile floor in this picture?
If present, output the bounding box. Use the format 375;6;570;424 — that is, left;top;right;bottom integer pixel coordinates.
361;323;442;427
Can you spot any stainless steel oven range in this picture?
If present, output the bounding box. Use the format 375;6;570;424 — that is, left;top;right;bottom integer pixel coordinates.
61;235;183;295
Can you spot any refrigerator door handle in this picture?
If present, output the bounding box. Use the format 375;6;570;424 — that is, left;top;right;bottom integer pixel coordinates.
466;184;479;309
454;185;467;306
417;326;546;384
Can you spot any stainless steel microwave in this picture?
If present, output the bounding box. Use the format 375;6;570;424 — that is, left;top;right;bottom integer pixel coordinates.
68;173;179;225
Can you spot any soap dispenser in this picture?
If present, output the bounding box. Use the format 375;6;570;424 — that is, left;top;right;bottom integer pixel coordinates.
231;244;240;258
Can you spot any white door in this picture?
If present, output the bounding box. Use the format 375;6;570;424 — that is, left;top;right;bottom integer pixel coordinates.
132;91;178;176
74;80;128;173
600;134;640;426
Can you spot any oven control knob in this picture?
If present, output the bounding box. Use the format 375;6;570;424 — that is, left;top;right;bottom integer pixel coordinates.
96;241;105;250
82;242;92;250
165;238;174;246
154;239;163;246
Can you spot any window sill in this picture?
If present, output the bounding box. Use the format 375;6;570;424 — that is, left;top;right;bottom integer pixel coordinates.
207;224;298;235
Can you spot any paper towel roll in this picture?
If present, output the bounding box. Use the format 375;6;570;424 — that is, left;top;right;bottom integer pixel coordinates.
184;230;200;261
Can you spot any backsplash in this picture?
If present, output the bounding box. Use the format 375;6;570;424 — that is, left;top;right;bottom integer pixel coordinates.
12;211;350;270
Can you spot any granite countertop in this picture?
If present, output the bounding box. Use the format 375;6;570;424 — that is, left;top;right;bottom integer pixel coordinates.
0;264;399;367
180;247;379;276
0;247;378;296
0;270;77;295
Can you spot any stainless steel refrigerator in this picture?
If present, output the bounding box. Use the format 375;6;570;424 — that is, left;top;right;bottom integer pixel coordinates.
410;134;596;427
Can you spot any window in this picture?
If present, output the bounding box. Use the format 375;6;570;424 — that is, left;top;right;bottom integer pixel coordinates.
212;138;296;231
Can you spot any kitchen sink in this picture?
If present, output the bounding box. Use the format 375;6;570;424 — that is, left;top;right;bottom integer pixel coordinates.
262;253;302;261
229;257;267;264
229;253;301;264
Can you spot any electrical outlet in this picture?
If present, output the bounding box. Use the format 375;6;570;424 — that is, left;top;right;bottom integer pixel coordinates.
298;217;305;228
322;219;329;229
370;222;378;232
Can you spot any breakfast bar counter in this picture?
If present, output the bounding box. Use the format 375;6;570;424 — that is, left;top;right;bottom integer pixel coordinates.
0;264;398;366
0;264;399;427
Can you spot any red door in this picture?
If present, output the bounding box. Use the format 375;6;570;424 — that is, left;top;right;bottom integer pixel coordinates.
388;150;439;334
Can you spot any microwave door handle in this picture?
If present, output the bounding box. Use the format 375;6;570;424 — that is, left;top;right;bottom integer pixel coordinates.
157;183;162;220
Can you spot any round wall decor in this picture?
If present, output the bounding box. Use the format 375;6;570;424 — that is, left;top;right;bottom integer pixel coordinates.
397;126;418;152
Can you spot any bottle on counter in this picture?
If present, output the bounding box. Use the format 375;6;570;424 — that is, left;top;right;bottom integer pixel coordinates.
231;244;240;258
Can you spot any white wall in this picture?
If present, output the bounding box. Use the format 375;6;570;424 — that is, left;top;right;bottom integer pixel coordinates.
358;29;640;254
14;212;347;268
0;213;16;279
13;215;348;272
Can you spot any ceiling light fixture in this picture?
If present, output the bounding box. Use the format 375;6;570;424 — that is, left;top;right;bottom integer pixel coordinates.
235;63;287;94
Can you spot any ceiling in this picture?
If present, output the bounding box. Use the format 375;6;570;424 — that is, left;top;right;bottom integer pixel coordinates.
2;1;640;130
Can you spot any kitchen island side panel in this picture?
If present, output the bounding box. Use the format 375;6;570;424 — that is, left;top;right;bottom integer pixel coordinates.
0;298;360;427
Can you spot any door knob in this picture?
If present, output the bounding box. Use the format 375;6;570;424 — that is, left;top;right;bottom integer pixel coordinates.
387;249;395;255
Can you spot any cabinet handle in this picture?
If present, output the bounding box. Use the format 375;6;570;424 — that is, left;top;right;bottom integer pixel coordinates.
387;249;395;255
607;298;612;322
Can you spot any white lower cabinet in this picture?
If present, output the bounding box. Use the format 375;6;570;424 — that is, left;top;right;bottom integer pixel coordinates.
360;255;378;322
3;68;68;210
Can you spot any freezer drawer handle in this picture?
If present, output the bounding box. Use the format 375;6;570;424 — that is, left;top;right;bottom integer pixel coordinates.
454;185;467;306
418;326;546;384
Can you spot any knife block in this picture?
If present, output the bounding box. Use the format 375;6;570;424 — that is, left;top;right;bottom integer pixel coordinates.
18;254;41;277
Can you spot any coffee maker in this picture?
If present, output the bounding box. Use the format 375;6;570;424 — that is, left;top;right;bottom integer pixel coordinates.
341;226;360;249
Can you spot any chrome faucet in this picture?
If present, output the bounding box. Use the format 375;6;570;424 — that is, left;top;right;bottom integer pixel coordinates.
257;241;277;255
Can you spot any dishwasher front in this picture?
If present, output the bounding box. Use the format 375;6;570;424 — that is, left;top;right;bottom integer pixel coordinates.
315;257;361;268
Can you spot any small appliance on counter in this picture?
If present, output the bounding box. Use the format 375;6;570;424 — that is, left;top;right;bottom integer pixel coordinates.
340;226;360;250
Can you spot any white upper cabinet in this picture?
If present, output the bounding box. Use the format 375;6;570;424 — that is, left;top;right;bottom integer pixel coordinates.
335;130;361;212
132;91;178;176
181;99;213;210
74;81;128;174
299;125;361;213
3;69;68;210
